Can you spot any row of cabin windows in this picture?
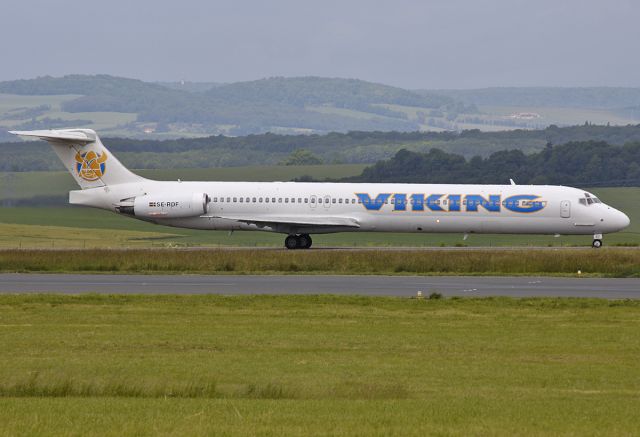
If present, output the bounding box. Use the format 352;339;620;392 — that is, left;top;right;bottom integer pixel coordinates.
212;197;360;204
211;197;546;208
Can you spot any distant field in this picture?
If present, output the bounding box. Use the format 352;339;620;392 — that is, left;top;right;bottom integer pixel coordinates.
1;295;639;435
45;110;137;130
0;94;80;119
481;105;639;127
0;93;139;136
306;105;381;120
0;187;636;249
375;103;640;131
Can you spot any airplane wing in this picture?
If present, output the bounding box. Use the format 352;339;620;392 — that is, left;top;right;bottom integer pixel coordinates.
9;129;96;144
204;214;360;228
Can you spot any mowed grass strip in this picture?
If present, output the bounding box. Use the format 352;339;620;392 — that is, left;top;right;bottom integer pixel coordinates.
0;294;639;435
0;223;179;248
0;248;639;276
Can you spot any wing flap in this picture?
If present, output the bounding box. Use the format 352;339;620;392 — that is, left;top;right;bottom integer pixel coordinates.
204;214;360;228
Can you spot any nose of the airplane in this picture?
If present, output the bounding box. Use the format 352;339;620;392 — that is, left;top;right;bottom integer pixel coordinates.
610;209;631;232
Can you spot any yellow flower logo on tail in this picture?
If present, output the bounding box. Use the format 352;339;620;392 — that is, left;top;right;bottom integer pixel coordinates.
75;150;107;181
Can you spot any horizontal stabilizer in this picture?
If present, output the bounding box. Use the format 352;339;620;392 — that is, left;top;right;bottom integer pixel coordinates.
10;128;143;189
205;214;361;228
9;129;96;144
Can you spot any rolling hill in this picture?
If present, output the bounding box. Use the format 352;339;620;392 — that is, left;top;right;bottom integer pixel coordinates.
0;75;458;138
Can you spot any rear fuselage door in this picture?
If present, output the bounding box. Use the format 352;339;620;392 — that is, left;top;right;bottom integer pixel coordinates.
560;200;571;218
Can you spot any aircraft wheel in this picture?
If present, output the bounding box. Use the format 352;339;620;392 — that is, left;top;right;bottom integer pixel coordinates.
285;235;299;250
592;239;603;248
298;234;312;249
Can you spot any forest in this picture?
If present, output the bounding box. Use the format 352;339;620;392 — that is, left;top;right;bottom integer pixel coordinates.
345;141;640;187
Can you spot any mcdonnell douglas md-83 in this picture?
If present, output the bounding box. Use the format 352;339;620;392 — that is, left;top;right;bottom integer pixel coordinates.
11;128;630;249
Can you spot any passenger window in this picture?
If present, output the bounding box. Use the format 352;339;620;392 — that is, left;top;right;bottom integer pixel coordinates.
245;197;250;203
265;198;269;203
239;198;243;203
291;198;295;203
278;198;282;203
332;198;336;204
252;197;256;203
338;199;343;204
298;198;302;203
213;197;218;202
311;198;316;203
318;198;322;204
304;198;308;203
285;198;289;203
233;197;237;202
226;197;230;202
259;198;263;203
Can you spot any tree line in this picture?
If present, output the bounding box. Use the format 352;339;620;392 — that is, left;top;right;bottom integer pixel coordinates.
345;141;640;187
3;124;640;174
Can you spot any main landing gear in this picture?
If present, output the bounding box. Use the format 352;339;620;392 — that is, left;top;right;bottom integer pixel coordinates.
592;233;603;248
285;234;313;250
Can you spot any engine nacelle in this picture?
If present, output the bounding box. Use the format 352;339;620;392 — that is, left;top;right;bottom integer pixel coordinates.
117;192;210;218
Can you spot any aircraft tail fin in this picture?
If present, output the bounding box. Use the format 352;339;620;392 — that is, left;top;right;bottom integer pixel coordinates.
9;128;144;189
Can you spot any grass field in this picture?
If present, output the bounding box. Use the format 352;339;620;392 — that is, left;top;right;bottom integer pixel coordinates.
0;294;639;435
1;248;638;276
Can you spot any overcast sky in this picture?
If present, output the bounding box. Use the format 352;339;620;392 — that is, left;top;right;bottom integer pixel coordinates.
1;0;638;89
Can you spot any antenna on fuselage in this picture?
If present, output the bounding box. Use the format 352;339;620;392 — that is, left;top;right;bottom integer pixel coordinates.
509;178;516;185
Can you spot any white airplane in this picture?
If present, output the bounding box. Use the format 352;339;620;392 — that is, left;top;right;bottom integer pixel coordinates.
11;128;630;249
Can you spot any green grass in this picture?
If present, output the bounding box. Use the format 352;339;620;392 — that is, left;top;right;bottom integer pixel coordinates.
0;294;639;435
0;223;179;249
0;248;638;276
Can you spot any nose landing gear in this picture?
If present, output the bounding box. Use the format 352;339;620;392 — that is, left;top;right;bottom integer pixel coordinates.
284;234;313;250
592;233;603;248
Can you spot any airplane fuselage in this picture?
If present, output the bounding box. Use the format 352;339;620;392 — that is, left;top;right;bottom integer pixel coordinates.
70;180;630;237
11;128;630;249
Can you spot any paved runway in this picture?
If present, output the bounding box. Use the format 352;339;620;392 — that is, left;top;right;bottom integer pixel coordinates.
0;274;638;298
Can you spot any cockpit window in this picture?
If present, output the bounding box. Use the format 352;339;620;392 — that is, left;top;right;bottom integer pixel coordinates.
579;193;602;206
